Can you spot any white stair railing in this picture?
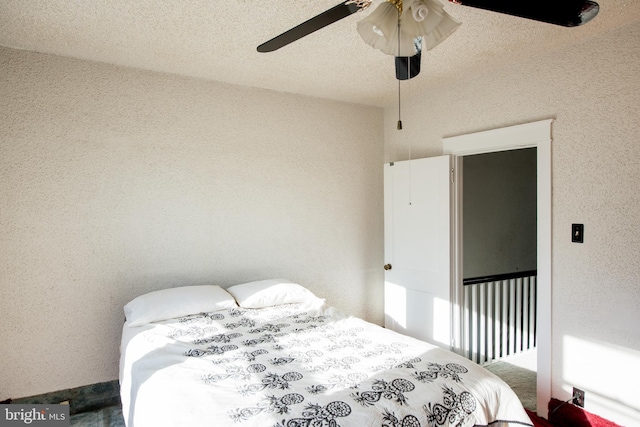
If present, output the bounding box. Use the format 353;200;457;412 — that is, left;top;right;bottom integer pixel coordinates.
462;271;537;365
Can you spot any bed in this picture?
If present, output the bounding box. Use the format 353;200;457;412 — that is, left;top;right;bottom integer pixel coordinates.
119;279;533;427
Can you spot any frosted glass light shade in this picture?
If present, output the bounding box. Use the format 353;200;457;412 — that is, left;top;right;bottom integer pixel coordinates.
357;2;407;54
357;0;461;56
402;0;462;50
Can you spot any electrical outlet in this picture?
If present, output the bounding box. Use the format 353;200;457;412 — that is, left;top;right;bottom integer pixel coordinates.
573;387;585;408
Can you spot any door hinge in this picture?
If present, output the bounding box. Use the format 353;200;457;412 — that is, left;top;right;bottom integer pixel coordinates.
450;168;455;184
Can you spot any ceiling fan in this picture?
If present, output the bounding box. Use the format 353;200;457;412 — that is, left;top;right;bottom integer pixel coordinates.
257;0;600;80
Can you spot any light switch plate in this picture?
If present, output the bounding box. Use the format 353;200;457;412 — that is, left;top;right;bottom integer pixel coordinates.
572;224;584;243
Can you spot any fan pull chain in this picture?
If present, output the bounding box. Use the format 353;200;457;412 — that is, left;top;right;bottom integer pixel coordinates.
392;7;413;206
397;8;403;131
397;79;402;130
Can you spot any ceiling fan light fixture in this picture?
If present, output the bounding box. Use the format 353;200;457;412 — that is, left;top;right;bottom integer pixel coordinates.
401;0;461;50
384;22;425;56
410;1;430;20
357;0;461;56
357;2;403;52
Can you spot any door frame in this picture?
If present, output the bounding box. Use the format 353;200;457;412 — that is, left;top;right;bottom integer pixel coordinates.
442;119;553;418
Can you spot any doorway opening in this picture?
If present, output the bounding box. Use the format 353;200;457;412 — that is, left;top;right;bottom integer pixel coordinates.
461;148;538;411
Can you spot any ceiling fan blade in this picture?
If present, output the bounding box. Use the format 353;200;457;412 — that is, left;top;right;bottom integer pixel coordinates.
449;0;599;27
257;1;365;53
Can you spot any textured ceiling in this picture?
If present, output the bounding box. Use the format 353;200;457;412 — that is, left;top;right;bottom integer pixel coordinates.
1;0;638;107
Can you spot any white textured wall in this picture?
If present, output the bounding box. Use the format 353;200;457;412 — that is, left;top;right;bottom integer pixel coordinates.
0;47;384;399
384;22;640;425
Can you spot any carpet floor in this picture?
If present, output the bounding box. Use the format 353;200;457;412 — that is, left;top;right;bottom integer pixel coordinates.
484;350;537;412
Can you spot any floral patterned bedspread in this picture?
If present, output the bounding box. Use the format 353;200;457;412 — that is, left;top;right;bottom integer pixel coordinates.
120;302;533;427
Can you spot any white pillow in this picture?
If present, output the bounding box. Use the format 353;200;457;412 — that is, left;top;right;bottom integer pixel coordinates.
226;279;318;308
124;285;237;326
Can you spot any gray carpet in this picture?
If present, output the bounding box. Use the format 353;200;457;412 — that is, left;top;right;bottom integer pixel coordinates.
484;360;537;411
70;405;124;427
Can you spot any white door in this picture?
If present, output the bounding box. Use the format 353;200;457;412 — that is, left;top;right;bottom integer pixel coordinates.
383;156;451;348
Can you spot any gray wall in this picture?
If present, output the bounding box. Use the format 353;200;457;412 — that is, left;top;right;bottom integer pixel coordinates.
463;148;537;278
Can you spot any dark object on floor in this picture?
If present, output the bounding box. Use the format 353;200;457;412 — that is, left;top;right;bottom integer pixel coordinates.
527;409;554;427
548;398;622;427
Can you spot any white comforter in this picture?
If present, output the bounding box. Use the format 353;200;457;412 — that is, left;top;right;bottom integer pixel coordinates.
120;301;532;427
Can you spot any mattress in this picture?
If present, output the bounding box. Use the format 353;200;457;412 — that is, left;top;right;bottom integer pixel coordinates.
120;296;532;426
